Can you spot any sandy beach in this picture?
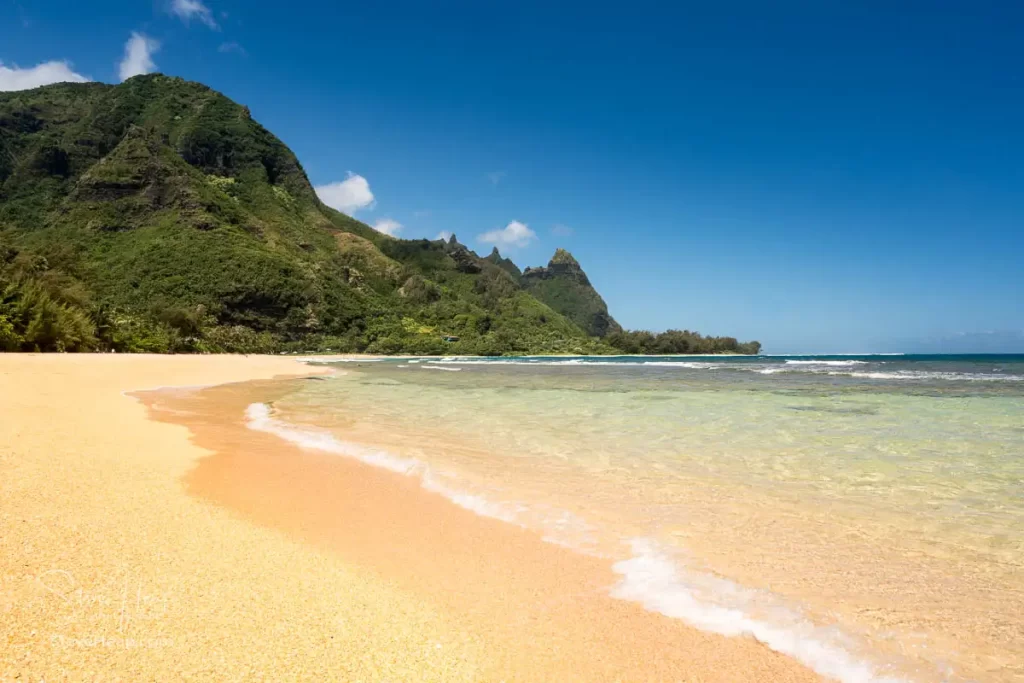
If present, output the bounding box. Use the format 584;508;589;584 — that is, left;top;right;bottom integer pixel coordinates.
0;354;820;682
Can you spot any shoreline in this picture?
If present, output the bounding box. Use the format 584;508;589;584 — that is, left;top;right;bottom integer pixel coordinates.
1;354;819;681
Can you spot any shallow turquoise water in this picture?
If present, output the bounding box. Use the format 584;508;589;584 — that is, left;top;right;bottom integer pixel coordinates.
258;355;1024;682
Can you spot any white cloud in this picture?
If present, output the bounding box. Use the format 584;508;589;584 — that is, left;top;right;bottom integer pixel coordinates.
218;41;246;56
436;231;453;241
477;221;536;249
0;60;90;91
486;171;506;186
119;33;160;81
552;223;574;237
315;173;376;215
373;218;402;237
171;0;218;29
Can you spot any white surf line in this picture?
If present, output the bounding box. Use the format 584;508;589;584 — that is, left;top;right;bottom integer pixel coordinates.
244;402;916;683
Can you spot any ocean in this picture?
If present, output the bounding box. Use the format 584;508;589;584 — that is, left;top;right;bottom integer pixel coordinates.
248;354;1024;682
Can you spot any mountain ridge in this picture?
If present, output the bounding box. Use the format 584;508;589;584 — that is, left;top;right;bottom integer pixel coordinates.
0;74;759;355
522;248;622;337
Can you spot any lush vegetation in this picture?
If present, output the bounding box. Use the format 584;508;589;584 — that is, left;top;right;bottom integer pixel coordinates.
0;75;759;355
605;329;761;355
522;248;622;337
0;242;97;352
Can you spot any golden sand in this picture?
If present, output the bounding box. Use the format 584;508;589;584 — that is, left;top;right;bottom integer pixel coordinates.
0;354;820;681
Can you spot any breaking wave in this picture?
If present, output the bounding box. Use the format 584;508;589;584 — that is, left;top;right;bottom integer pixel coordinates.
245;401;912;683
245;403;518;522
784;360;868;366
612;540;907;683
830;370;1024;382
638;361;723;369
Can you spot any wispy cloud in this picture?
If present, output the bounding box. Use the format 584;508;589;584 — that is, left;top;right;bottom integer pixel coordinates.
170;0;218;29
552;223;574;237
486;171;506;186
477;220;536;249
14;2;31;28
0;60;90;91
315;173;375;215
118;33;160;82
372;218;402;237
413;209;431;218
218;41;246;56
436;231;453;241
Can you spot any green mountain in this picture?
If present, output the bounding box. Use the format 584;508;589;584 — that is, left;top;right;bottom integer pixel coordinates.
0;74;760;356
522;248;621;337
0;75;606;354
484;247;522;278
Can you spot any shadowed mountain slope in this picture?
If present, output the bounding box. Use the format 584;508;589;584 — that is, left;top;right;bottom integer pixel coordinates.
522;249;621;337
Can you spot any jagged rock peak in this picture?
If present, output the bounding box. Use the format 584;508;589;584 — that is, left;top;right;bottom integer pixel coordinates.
485;245;522;277
521;248;621;337
525;248;589;286
549;248;580;267
443;236;482;273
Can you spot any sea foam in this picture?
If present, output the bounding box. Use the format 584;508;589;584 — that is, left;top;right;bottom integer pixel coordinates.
756;366;1023;382
427;358;591;366
611;539;908;683
425;358;724;369
829;370;1024;382
785;360;868;366
244;401;912;683
639;361;723;369
245;403;519;522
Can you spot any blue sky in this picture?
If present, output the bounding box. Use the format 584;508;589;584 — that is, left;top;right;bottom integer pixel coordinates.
2;0;1022;352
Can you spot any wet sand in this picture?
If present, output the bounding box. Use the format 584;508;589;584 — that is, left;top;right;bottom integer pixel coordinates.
1;354;820;681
